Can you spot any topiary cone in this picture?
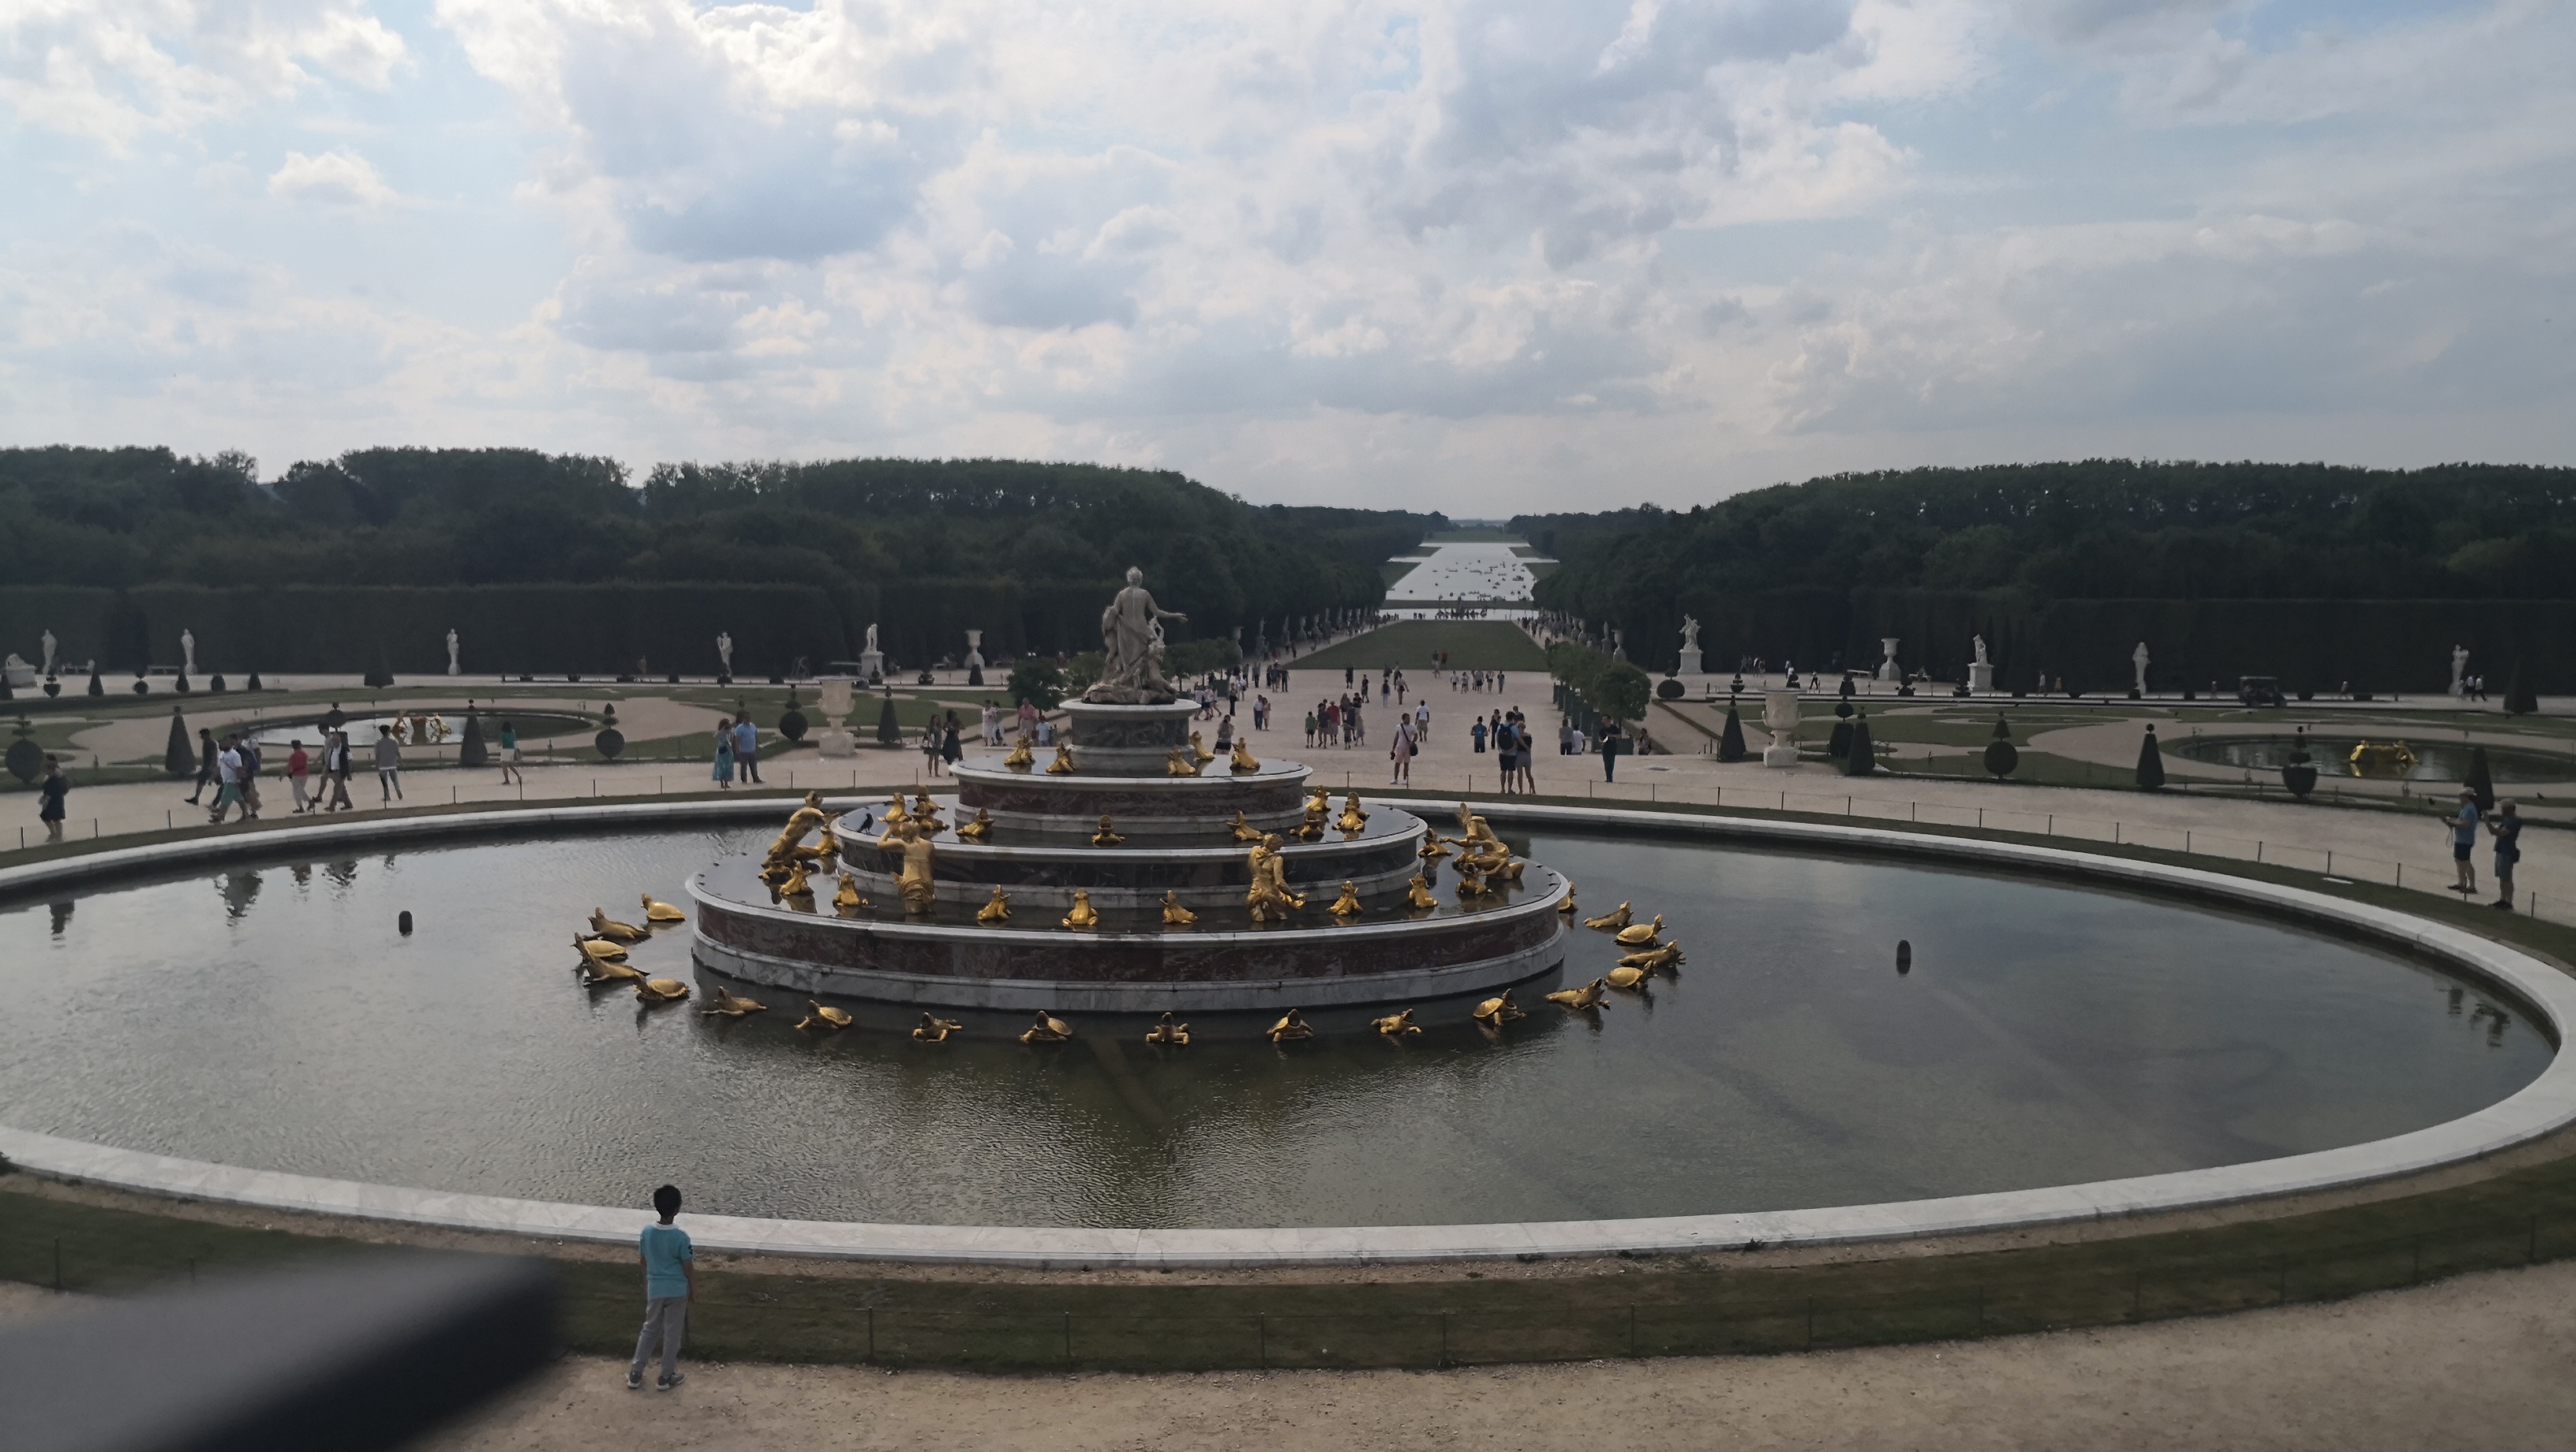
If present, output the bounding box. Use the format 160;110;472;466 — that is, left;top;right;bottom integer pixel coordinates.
1717;706;1746;762
165;707;193;776
2464;745;2494;815
876;694;902;746
1842;711;1874;777
2135;724;2166;791
458;710;488;768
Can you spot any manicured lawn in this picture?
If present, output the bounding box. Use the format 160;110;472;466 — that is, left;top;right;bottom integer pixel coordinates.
1297;622;1549;672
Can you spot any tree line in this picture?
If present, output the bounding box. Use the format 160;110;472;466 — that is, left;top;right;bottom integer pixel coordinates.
0;447;1434;646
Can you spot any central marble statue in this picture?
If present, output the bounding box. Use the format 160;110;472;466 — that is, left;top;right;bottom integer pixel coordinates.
1085;566;1189;704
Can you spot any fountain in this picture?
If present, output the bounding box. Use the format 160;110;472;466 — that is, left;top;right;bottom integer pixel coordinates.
689;569;1570;1013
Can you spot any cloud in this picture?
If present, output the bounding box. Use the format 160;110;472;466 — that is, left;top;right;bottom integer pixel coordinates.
1;1;2571;512
267;148;398;207
0;0;406;153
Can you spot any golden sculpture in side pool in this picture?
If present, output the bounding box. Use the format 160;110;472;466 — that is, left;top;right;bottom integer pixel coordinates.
1166;747;1201;777
700;988;768;1017
1267;1008;1313;1044
1229;737;1259;773
1453;863;1494;901
1417;831;1450;862
912;1012;964;1042
882;820;938;915
1619;941;1684;974
1604;964;1652;990
1405;874;1439;910
1145;1012;1191;1046
1246;833;1306;921
1190;731;1216;767
1091;815;1125;847
1046;742;1077;774
1472;990;1526;1026
1020;1012;1073;1044
588;908;646;942
833;872;871;916
1372;1009;1422;1038
634;978;691;1005
976;886;1013;922
1336;792;1369;833
1062;889;1101;929
956;807;994;841
2349;740;2419;777
575;934;630;962
1583;901;1632;932
1227;810;1263;843
1558;885;1577;916
796;1001;852;1031
1329;880;1365;917
640;893;687;923
1159;891;1197;926
1003;732;1035;770
882;793;912;829
1614;914;1664;948
1293;790;1328;841
1546;978;1609;1010
911;792;945;834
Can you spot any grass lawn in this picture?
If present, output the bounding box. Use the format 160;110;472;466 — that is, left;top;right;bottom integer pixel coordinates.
1380;559;1421;588
1297;622;1549;672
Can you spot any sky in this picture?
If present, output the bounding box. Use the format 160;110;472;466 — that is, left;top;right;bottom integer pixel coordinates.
0;0;2569;514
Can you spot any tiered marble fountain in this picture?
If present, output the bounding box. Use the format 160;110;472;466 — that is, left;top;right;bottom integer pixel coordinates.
691;574;1569;1018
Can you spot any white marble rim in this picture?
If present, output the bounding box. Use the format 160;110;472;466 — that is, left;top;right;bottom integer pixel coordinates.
2;799;2571;1268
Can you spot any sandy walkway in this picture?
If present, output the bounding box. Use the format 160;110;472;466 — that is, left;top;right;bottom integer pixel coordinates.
410;1258;2576;1451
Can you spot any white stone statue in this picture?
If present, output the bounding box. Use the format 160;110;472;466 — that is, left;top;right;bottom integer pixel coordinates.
1086;567;1188;704
2131;641;2149;694
446;628;462;676
2451;645;2469;697
717;631;734;674
1972;634;1989;666
180;628;197;675
40;628;57;676
866;623;880;655
1679;616;1701;652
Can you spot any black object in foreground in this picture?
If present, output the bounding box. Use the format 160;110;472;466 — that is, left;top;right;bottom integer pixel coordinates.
0;1253;555;1452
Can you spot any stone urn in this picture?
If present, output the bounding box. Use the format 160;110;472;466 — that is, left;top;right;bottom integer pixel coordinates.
2282;728;2317;799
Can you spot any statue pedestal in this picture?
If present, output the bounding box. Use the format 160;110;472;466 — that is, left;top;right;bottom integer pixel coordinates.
817;729;856;758
1676;649;1702;677
1968;663;1994;694
857;649;883;683
1762;743;1799;768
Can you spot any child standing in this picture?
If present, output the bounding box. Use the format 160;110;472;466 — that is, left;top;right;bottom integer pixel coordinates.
630;1184;695;1391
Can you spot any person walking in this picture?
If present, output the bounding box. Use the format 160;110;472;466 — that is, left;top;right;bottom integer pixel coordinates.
2489;801;2523;911
324;731;355;812
1513;715;1538;795
921;718;944;777
205;735;244;825
286;739;313;814
1471;718;1488;754
184;728;217;806
1492;717;1518;796
942;711;964;773
733;716;762;784
236;735;264;820
1390;715;1415;786
1599;722;1623;782
2447;788;2480;896
629;1184;695;1392
36;755;69;844
1303;708;1318;749
711;717;736;790
497;720;523;788
373;725;404;805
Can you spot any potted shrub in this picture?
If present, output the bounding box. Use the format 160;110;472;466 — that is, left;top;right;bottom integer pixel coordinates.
777;687;808;743
594;704;626;760
1656;675;1684;701
2281;728;2316;799
2135;724;2166;791
5;719;40;784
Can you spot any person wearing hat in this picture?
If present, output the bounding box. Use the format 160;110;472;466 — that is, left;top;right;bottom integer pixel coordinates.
2448;788;2482;896
2488;801;2523;911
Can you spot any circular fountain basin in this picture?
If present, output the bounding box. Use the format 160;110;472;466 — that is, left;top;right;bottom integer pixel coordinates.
0;806;2560;1259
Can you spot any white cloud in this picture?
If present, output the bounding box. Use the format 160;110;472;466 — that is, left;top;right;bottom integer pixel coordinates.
0;0;406;153
0;1;2570;510
267;147;398;207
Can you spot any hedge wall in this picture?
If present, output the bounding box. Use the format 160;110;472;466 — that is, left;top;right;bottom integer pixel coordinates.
0;588;118;669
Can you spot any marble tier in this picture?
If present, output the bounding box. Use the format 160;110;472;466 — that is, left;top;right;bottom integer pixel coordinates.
950;758;1312;835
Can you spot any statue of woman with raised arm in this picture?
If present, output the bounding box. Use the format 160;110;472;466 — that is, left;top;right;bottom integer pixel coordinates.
1087;567;1189;703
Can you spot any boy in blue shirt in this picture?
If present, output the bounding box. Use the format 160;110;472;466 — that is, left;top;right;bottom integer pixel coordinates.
630;1184;695;1391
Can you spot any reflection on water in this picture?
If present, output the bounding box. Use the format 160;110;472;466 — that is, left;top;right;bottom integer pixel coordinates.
0;828;2550;1229
2173;734;2576;784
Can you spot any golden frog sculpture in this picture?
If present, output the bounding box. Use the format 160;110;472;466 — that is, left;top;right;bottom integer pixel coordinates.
1003;732;1035;770
975;886;1012;923
1166;747;1201;777
1226;810;1263;843
1159;891;1198;927
1145;1012;1191;1046
1062;889;1101;929
955;807;994;842
1405;874;1439;910
1229;738;1260;773
1046;742;1076;774
1091;816;1125;847
1328;880;1365;918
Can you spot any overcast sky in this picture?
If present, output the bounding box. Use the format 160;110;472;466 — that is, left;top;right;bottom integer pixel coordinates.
2;0;2568;513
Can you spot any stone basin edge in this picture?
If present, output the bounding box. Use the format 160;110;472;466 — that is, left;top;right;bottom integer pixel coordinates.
2;799;2571;1269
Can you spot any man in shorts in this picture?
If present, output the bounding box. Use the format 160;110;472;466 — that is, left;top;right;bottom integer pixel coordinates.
2449;788;2481;896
